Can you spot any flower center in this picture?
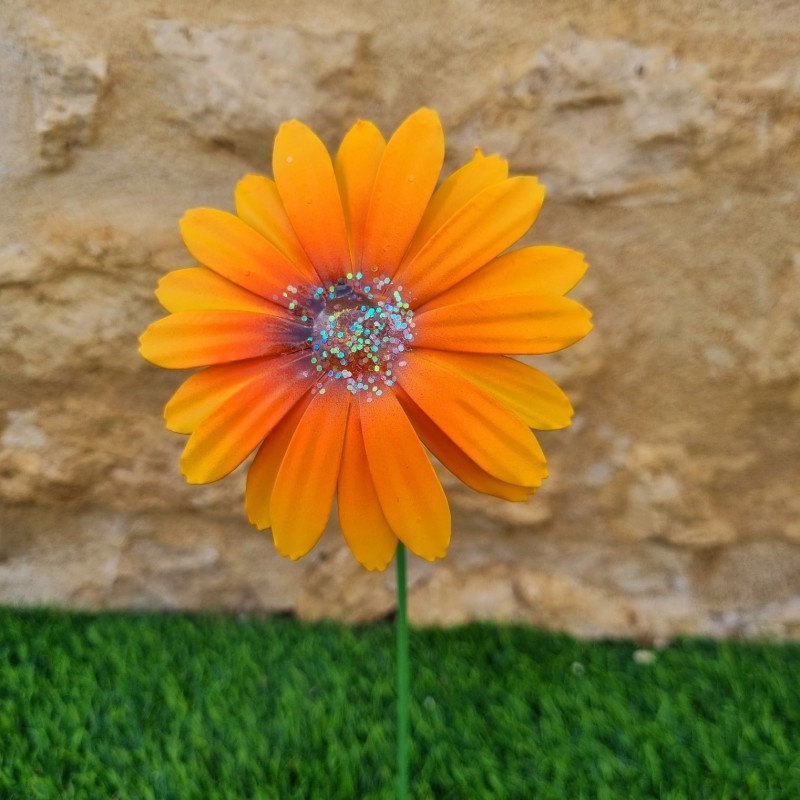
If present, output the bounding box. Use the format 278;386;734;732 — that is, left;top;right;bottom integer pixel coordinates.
286;274;414;396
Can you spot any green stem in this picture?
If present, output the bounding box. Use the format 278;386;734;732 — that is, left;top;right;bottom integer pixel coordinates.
396;543;410;800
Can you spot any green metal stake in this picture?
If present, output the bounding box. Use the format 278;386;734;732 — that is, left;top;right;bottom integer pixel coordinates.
396;543;410;800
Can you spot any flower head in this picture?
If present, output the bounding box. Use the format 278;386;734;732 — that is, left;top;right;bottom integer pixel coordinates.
139;109;592;570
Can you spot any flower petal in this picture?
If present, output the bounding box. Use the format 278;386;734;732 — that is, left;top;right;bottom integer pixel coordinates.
419;246;588;312
396;351;548;487
139;311;310;369
402;148;508;264
413;294;593;355
361;108;444;275
273;120;350;284
156;268;292;315
396;177;545;307
270;382;350;560
245;394;312;531
334;120;386;268
234;175;318;281
337;401;398;571
180;209;312;302
359;390;450;561
412;349;573;430
180;352;313;484
398;389;535;502
165;356;281;434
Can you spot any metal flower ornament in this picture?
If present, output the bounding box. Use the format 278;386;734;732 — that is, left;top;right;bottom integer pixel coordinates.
139;108;591;797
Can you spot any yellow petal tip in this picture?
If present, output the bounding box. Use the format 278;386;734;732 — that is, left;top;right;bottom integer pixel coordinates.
407;539;450;563
273;536;313;562
235;174;264;194
137;325;159;364
407;106;442;128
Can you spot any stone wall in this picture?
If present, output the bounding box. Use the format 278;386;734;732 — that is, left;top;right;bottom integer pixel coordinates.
1;1;799;640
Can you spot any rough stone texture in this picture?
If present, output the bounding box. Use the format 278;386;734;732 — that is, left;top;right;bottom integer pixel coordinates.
446;33;721;202
1;1;799;639
147;21;365;164
16;16;108;172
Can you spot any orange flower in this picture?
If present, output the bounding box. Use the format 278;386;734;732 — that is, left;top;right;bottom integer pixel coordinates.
139;109;592;570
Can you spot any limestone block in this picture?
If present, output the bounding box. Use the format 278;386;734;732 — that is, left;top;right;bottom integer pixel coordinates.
0;243;42;284
405;535;700;640
615;442;753;547
722;65;800;166
516;569;699;641
296;545;396;623
737;596;800;639
451;491;553;529
446;34;720;201
0;0;798;642
728;257;800;385
0;30;36;182
22;17;108;171
109;514;297;613
0;273;153;378
0;508;128;607
0;507;297;613
147;20;363;163
414;564;524;625
295;528;699;638
692;541;800;613
0;410;49;503
0;225;159;378
0;387;248;515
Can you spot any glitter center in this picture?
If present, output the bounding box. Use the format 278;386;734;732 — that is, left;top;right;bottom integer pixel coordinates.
291;275;414;396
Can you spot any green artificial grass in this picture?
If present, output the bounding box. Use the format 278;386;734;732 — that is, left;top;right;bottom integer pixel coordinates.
1;608;799;799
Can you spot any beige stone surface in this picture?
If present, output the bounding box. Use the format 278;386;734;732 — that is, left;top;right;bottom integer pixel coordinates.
1;1;799;639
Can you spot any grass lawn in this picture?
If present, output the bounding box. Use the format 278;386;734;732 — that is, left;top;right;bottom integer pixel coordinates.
1;608;799;799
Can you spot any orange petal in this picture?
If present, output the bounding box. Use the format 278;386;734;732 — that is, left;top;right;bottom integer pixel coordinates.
138;311;309;369
165;356;282;434
413;294;593;355
412;349;573;430
334;120;386;268
398;389;534;502
396;177;545;307
337;401;398;570
402;148;508;265
420;246;588;312
181;209;313;302
272;120;350;284
361;108;444;276
156;268;292;315
234;175;318;281
180;352;313;484
245;394;311;531
359;390;450;561
396;351;548;487
270;382;351;560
